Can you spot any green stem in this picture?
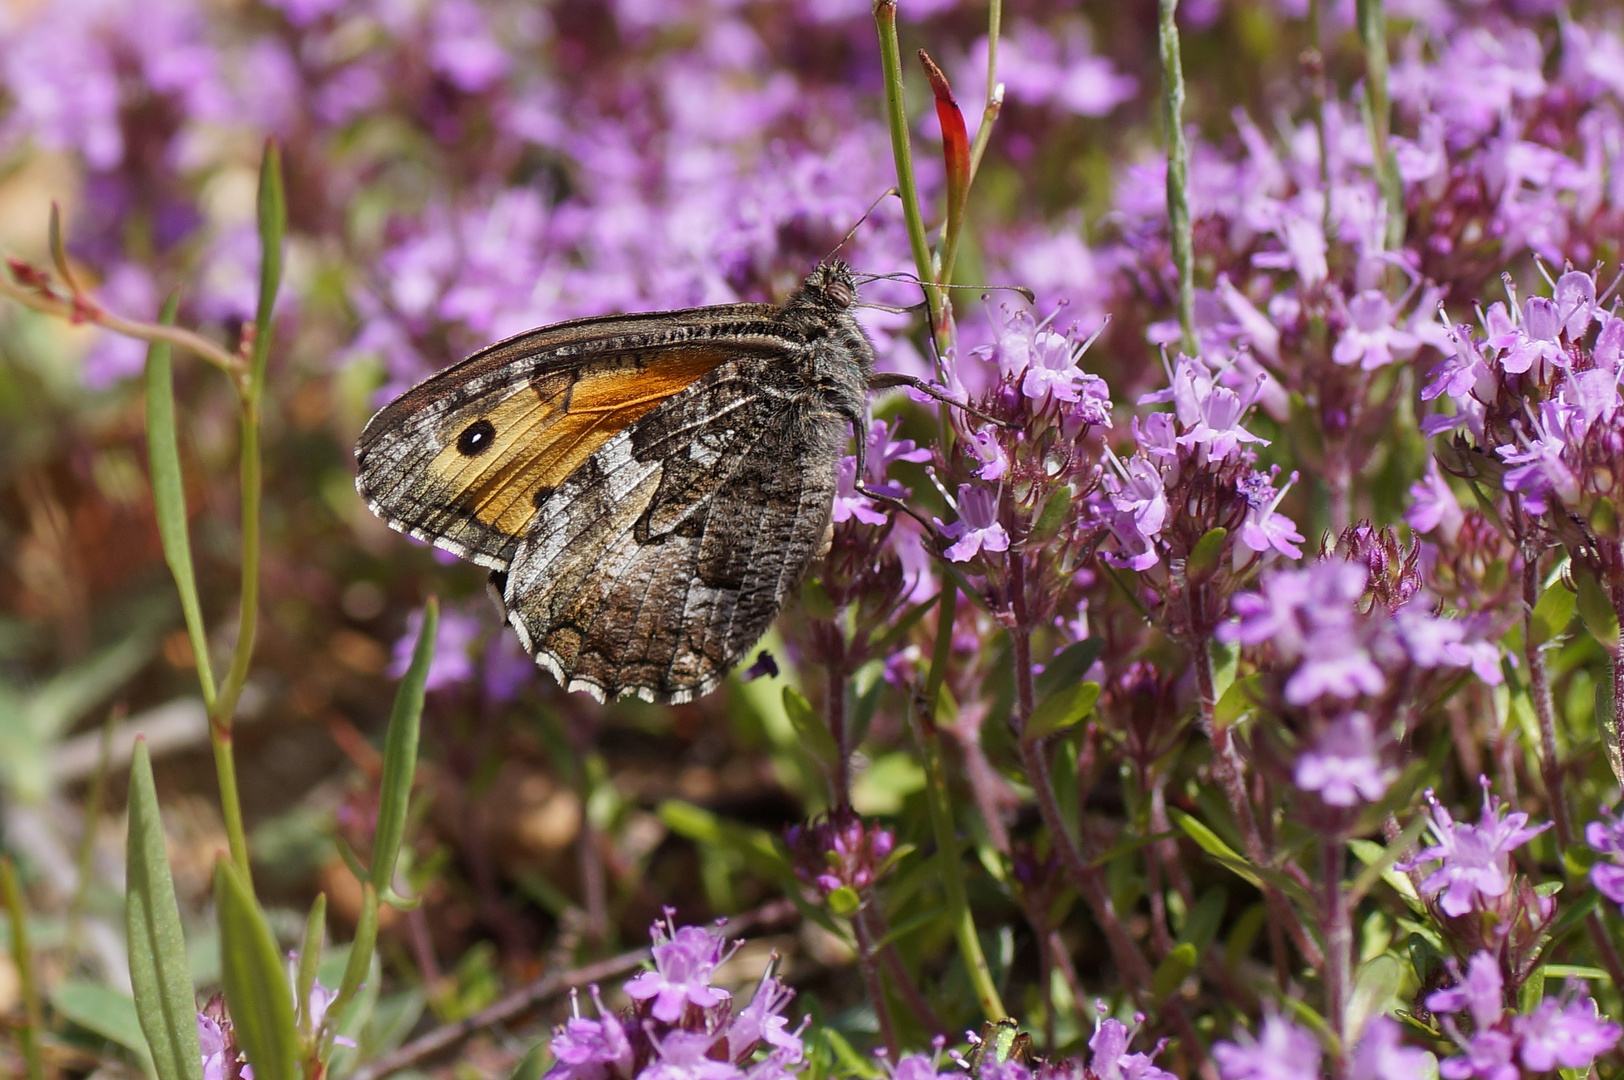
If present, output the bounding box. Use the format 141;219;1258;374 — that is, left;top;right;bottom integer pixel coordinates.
1356;0;1403;251
915;583;1006;1020
873;0;941;321
1159;0;1197;357
1307;0;1333;242
969;0;1001;178
208;387;261;884
208;141;283;886
2;857;47;1080
942;0;1003;284
917;720;1006;1021
0;269;243;375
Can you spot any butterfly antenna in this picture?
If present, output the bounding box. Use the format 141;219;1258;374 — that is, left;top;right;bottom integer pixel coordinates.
853;270;1036;305
825;188;901;264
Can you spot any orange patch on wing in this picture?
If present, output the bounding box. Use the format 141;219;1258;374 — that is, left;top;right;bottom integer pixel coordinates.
428;347;727;537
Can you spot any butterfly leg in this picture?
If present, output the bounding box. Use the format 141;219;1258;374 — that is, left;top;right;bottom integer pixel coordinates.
866;372;1016;429
846;399;938;536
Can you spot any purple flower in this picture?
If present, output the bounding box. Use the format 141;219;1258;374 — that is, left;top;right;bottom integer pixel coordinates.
967;427;1009;481
623;919;732;1023
963;21;1136;117
1514;990;1622;1071
1585;807;1624;907
968;307;1108;410
1148;358;1268;464
1495;296;1565;376
1495;402;1579;512
1236;473;1303;559
1294;711;1393;807
1087;1013;1177;1080
937;484;1010;563
725;963;803;1064
1334;289;1419;370
545;1001;634;1080
1213;1013;1320;1080
1284;637;1386;704
1426;952;1505;1030
1349;1017;1431;1080
639;1031;739;1080
198;1009;252;1080
832;420;931;526
785;812;896;898
890;1054;958;1080
1406;461;1464;541
429;0;509;93
1406;783;1551;918
1437;1028;1516;1080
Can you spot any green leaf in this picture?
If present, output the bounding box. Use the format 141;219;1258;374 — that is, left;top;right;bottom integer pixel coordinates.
215;860;298;1080
871;905;948;952
294;895;325;1036
1171;809;1313;907
1023;681;1100;743
1346;955;1403;1043
125;741;204;1080
1150;943;1196;1000
326;883;377;1039
799;577;836;620
1348;837;1424;912
782;686;840;771
656;801;796;882
251;138;286;387
1208;639;1238;706
509;1042;549;1080
1028;487;1072;545
827;887;861;917
144;293;213;706
1538;964;1607;979
1573;562;1621;651
1597;683;1624;787
372;597;435;894
1170;808;1245;864
1348;814;1428;908
1213;673;1261;729
1176;887;1226;956
1186;527;1228;584
1529;578;1576;645
51;981;156;1074
1034;639;1104;700
1087;831;1177;869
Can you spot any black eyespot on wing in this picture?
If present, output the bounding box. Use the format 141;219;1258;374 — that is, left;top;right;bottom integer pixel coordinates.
457;418;496;456
532;486;556;508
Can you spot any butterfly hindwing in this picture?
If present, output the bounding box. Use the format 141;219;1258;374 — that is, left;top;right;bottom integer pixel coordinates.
501;360;849;704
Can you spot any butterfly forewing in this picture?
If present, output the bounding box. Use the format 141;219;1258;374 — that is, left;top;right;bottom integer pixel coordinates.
356;305;784;569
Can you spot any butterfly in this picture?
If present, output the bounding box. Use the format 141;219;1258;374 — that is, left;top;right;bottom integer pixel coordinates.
356;261;938;705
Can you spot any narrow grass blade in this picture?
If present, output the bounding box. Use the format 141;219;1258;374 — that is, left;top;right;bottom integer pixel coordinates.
125;740;204;1080
372;597;436;896
215;858;299;1080
144;292;214;707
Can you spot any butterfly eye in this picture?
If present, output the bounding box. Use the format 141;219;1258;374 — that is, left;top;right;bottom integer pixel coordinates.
456;418;497;456
825;278;854;308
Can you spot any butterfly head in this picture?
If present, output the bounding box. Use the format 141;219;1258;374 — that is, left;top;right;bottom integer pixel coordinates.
794;261;858;312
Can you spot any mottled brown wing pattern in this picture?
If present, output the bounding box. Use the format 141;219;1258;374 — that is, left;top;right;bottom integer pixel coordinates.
355;307;781;569
499;362;849;704
356;262;877;704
